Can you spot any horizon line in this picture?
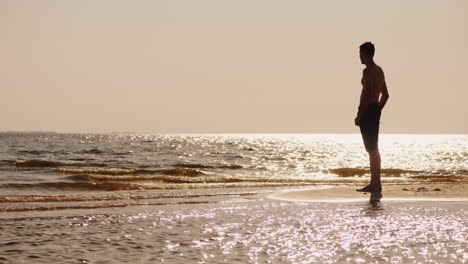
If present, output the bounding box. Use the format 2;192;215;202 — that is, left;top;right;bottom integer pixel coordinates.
1;131;467;136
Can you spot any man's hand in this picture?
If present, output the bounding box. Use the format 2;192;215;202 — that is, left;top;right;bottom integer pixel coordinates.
354;116;360;126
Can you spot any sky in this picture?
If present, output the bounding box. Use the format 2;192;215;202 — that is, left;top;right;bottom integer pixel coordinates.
2;0;467;134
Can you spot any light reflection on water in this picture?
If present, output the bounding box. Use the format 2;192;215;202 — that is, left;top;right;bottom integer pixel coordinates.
1;198;466;263
1;134;467;196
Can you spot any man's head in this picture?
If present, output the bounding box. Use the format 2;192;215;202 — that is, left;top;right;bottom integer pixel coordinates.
359;42;375;64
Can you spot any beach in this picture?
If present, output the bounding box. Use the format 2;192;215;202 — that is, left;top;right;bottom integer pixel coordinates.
3;0;467;262
1;183;467;264
1;133;467;263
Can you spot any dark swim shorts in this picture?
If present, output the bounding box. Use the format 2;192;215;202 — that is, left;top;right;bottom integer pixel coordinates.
359;102;381;152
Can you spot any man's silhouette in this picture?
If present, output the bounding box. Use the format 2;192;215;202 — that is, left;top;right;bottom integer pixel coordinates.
355;42;390;192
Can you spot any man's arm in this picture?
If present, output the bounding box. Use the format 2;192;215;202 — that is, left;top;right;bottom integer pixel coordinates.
379;72;389;109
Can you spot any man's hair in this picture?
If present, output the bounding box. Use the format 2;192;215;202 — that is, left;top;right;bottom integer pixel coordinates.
360;42;375;57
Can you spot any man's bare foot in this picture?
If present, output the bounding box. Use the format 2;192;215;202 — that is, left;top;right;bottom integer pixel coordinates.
356;185;382;192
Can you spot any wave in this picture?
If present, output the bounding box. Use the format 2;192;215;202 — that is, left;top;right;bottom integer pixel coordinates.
1;182;141;191
16;150;71;155
78;174;240;184
16;150;50;155
0;160;11;166
69;158;97;161
172;163;216;169
13;159;63;168
54;167;205;177
12;159;243;173
173;163;243;170
54;167;152;176
0;192;258;203
0;200;222;213
69;173;376;185
328;168;423;177
217;165;244;169
0;179;318;192
160;168;205;176
3;174;464;193
408;175;466;182
15;148;130;157
78;148;132;155
137;181;321;190
79;148;105;154
13;159;112;168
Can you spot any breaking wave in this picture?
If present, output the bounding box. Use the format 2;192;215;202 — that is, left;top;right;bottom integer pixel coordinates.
0;179;318;192
1;173;465;193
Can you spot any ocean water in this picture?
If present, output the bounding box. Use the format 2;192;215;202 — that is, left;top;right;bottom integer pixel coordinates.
1;133;467;263
0;133;467;208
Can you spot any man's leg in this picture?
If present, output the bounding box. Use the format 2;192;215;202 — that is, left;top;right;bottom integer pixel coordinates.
357;104;382;192
369;149;381;187
357;148;382;192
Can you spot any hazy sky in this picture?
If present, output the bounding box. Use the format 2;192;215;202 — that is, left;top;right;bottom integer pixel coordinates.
2;0;467;133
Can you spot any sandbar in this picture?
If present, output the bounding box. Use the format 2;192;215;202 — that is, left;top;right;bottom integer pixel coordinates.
269;183;468;202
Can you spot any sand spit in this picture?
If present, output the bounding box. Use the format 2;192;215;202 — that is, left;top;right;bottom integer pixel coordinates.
269;183;468;202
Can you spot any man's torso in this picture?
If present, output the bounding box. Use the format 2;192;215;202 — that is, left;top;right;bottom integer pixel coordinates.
361;64;385;104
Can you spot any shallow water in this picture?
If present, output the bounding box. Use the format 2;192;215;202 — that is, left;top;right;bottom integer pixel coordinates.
1;196;466;264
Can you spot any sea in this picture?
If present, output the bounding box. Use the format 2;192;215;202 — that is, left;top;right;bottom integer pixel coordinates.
1;133;467;263
1;133;467;198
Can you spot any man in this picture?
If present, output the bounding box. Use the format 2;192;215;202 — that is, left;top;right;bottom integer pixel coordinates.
355;42;390;193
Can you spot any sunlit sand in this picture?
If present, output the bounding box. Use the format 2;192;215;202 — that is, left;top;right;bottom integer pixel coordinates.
269;183;468;202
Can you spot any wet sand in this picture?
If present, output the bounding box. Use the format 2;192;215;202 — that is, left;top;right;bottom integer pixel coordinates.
1;184;467;263
2;190;467;263
269;183;468;202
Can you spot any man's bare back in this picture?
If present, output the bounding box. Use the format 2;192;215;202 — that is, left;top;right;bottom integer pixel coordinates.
357;64;389;122
362;65;385;102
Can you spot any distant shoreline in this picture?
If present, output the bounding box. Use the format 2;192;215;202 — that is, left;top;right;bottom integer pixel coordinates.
0;131;57;134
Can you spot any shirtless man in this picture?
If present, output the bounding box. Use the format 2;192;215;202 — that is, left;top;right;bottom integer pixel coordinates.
355;42;390;193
